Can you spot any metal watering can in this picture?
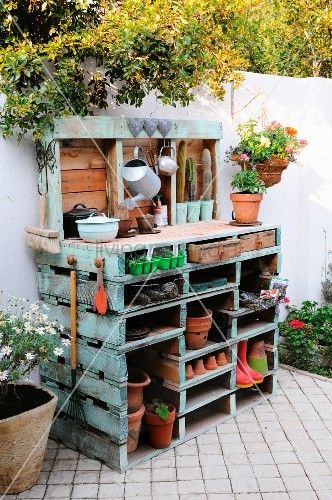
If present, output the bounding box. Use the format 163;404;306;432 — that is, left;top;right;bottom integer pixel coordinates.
122;146;161;199
157;146;178;176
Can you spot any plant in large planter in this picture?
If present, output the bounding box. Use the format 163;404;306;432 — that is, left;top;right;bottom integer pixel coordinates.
230;169;267;224
200;148;214;221
186;158;200;223
228;119;308;187
0;298;66;494
144;400;176;449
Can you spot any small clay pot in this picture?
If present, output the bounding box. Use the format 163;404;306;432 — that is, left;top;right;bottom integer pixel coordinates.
185;363;195;379
127;367;151;414
136;215;155;234
127;404;145;453
185;306;213;350
144;403;176;449
117;219;133;237
192;358;206;375
204;355;218;370
216;351;228;366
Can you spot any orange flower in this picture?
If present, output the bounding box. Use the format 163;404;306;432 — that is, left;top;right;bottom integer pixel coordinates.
285;126;297;136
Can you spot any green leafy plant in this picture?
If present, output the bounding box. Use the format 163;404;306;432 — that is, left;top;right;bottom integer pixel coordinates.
157;248;173;258
152;398;170;421
186;158;198;202
228;119;307;166
0;297;66;402
231;169;267;194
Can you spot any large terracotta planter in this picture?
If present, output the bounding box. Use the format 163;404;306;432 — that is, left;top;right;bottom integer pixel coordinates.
0;383;57;494
185;306;213;349
127;367;151;414
144;403;176;449
127;404;145;453
230;193;263;224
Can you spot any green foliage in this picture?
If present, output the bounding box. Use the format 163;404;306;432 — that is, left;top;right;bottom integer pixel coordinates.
152;399;170;421
0;297;65;400
0;0;248;140
279;300;332;374
231;169;267;194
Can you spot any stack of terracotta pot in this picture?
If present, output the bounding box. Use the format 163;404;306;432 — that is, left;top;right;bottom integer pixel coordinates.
185;306;213;350
186;350;229;379
127;367;150;453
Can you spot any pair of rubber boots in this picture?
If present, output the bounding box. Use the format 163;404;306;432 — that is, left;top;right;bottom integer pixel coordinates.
236;340;267;388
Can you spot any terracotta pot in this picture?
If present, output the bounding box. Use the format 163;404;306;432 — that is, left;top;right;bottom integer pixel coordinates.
127;367;151;414
0;383;57;494
127;404;145;453
216;351;228;366
192;358;206;375
145;404;176;449
230;193;263;224
185;306;213;349
185;363;195;379
236;157;289;188
117;219;133;237
136;215;155;234
204;355;218;370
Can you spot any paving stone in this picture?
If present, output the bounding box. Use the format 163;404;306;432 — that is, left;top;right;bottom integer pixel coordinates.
44;484;72;498
99;470;125;483
315;490;332;500
288;492;318;500
201;465;228;480
196;432;220;444
40;460;55;472
295;450;324;463
245;443;270;454
17;485;46;499
198;443;222;455
262;494;290;500
177;466;202;480
221;442;247;454
151;467;176;482
248;453;274;465
177;480;205;495
207;495;236;500
204;478;232;494
36;472;50;484
71;483;99;498
180;495;207;500
176;455;200;468
277;464;305;477
52;459;77;471
256;477;286;492
152;455;176;468
252;465;280;478
235;495;262;500
98;483;124;498
282;476;313;491
303;463;332;476
308;475;332;491
125;481;151;497
199;454;225;467
76;458;101;471
152;481;178;496
175;443;198;456
155;495;180;500
227;464;255;479
241;433;266;443
223;454;250;465
125;468;151;483
230;477;259;494
47;470;75;484
56;448;80;460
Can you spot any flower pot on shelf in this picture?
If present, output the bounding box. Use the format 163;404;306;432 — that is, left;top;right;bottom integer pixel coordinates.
0;383;57;494
176;202;188;224
150;258;159;272
230;193;263;224
129;261;143;275
187;201;201;223
157;257;171;270
192;358;206;375
144;403;176;449
177;254;186;267
127;367;151;414
127;404;145;453
200;199;214;221
142;261;151;274
204;355;218;370
185;306;213;349
170;256;178;269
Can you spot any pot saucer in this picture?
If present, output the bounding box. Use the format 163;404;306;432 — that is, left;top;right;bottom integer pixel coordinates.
228;221;262;227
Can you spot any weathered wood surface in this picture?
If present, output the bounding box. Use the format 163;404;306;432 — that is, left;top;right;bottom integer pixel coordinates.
61;169;107;194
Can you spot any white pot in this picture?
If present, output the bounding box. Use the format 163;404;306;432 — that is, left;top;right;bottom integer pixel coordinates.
76;214;120;243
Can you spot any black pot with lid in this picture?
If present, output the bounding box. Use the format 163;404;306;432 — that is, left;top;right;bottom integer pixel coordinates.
63;204;98;239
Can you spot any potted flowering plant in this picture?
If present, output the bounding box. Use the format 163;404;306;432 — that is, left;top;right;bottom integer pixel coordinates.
0;298;66;494
228;119;308;187
230;169;267;224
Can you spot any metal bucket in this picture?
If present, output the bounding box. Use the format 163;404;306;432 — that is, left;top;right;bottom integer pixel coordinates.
122;146;161;199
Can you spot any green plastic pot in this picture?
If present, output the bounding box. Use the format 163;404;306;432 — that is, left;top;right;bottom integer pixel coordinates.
170;256;177;269
200;199;214;221
142;261;151;274
176;202;188;224
177;254;185;267
187;201;201;223
150;258;159;272
158;257;171;270
129;262;143;275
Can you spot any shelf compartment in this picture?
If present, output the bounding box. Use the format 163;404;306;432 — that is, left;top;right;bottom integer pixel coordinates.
164;362;236;391
236;321;277;343
181;371;235;415
189;262;238;294
236;374;277;412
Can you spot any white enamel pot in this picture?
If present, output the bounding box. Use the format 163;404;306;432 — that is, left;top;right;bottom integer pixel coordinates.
75;214;120;243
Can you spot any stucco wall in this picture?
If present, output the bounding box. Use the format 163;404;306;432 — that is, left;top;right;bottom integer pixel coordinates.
1;72;331;307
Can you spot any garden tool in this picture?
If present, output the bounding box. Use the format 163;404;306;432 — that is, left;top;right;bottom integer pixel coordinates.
247;340;268;376
63;256;86;426
93;258;108;315
237;340;264;386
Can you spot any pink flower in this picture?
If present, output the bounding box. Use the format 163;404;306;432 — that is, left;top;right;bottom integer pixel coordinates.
239;153;250;162
285;145;294;154
282;296;290;304
299;139;308;147
267;121;282;131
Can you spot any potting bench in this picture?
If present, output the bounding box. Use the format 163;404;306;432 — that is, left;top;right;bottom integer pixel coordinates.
35;117;281;470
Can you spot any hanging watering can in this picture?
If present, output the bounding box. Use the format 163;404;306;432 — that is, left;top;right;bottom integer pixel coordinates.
157;146;178;176
122;146;161;199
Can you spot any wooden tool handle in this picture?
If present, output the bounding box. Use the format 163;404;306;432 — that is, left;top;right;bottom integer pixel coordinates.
70;270;77;370
39;193;47;229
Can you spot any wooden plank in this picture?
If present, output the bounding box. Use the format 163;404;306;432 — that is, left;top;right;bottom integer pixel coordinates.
62;190;106;212
50;415;127;471
60;146;106;170
61;169;107;194
52;117;223;140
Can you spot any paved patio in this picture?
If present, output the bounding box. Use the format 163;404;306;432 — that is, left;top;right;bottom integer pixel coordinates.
5;367;332;500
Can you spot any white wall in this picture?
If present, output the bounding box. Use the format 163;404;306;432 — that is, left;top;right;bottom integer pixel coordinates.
1;72;331;307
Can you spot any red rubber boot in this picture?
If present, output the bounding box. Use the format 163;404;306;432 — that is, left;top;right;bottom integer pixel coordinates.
236;365;254;388
238;340;264;384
